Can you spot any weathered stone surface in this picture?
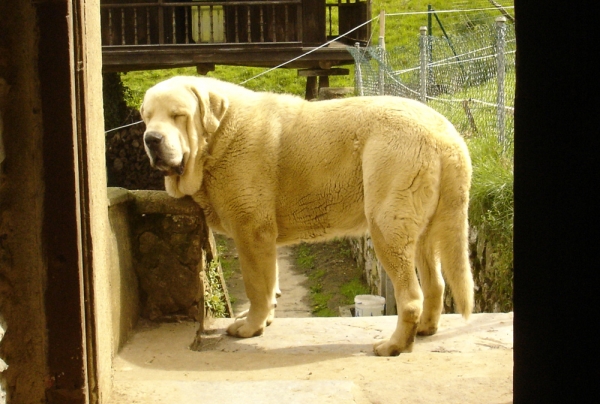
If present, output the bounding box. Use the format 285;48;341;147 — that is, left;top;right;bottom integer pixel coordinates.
130;190;201;215
350;227;513;314
134;212;205;321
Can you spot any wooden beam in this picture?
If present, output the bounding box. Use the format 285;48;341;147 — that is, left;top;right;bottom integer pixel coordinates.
196;63;215;75
297;68;350;77
102;44;355;72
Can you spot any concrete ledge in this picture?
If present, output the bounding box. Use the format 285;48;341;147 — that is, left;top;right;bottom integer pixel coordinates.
129;190;201;215
108;187;202;215
108;187;134;207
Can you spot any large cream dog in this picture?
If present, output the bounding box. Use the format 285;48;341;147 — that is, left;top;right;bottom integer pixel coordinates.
141;76;474;356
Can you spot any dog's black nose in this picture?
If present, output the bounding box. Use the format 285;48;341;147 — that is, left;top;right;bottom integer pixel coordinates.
144;131;163;147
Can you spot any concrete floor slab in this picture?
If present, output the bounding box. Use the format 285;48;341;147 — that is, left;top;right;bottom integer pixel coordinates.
110;313;513;403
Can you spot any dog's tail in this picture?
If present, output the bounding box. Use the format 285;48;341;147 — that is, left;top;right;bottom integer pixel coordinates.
426;140;474;319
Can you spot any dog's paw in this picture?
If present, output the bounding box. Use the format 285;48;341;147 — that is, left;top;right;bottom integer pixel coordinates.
236;308;276;326
227;319;264;338
373;339;413;357
416;323;438;336
266;309;275;326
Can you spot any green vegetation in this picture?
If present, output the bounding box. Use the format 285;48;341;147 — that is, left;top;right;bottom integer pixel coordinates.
214;236;237;306
467;131;513;311
294;240;371;317
340;279;371;305
370;0;512;48
215;236;235;280
204;258;228;318
307;268;336;317
295;243;316;270
295;243;332;316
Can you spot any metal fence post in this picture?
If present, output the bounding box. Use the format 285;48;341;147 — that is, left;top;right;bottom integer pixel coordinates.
378;10;386;95
419;26;428;103
496;16;507;146
354;42;364;96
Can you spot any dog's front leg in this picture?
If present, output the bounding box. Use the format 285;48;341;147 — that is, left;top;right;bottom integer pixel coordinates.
227;227;278;338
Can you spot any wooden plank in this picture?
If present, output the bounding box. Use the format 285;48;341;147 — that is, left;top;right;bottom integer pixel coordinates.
302;0;325;46
101;43;355;71
297;68;349;77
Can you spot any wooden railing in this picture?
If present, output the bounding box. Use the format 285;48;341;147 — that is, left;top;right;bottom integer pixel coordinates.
101;0;304;46
326;0;370;44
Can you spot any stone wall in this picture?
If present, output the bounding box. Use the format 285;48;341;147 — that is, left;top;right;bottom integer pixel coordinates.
350;236;397;315
351;228;512;316
108;188;232;327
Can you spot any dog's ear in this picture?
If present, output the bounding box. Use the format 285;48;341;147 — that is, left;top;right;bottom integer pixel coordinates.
189;84;229;134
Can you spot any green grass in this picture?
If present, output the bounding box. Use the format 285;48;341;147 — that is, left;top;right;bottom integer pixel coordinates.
297;253;334;316
295;243;316;270
371;0;513;48
467;130;513;311
121;64;353;109
340;279;371;305
311;293;337;317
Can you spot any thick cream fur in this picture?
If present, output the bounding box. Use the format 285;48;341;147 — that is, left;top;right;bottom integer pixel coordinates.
141;76;474;356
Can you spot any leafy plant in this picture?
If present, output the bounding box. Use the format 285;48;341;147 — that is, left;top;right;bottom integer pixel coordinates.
204;258;228;318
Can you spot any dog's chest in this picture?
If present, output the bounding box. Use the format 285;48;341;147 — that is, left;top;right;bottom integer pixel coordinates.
191;190;225;233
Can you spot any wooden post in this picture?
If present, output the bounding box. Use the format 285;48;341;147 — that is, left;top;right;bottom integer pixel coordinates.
379;9;385;48
298;68;350;100
419;26;428;103
462;99;478;136
305;77;318;100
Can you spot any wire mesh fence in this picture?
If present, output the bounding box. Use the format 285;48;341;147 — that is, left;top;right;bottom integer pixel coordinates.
348;12;515;147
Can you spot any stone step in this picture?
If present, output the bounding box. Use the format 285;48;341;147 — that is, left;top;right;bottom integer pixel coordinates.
112;380;363;404
109;313;513;403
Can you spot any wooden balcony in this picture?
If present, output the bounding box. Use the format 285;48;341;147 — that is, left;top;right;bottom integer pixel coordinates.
101;0;371;73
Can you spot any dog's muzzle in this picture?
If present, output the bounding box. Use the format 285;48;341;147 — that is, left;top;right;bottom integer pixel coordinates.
144;131;164;150
144;131;185;176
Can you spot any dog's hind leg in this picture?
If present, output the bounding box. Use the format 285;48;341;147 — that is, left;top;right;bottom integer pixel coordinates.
362;167;431;357
415;224;445;336
368;201;425;356
433;160;474;320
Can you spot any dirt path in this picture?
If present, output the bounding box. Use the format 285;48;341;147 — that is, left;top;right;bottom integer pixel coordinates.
217;236;312;318
219;235;369;319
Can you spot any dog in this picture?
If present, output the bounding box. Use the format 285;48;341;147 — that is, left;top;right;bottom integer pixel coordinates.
140;76;474;356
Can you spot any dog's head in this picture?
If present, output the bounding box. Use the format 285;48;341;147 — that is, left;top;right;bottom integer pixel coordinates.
140;76;229;197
